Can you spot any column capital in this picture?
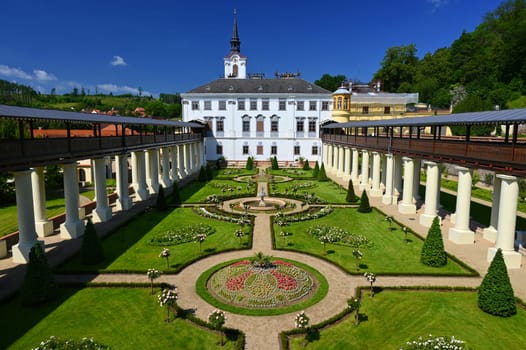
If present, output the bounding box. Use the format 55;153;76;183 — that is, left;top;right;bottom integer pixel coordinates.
423;160;437;167
454;165;469;172
496;174;517;181
402;156;413;162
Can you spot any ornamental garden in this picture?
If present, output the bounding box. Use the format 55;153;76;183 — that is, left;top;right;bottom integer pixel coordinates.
1;163;526;349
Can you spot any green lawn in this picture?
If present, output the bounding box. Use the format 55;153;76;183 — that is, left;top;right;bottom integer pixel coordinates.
57;207;251;273
180;179;256;203
0;288;238;349
288;290;526;349
269;180;348;204
268;168;315;179
273;208;472;275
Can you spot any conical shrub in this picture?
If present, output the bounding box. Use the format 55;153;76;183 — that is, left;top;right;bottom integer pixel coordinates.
346;179;359;203
171;181;181;204
312;161;319;178
81;219;105;265
358;191;372;213
317;163;328;181
20;242;57;306
478;248;516;317
420;216;447;267
198;166;207;182
206;163;213;180
156;185;167;211
302;160;311;170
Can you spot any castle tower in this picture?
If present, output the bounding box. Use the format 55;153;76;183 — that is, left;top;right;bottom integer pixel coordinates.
224;9;247;79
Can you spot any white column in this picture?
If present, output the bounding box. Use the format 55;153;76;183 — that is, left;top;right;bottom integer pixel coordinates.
169;146;178;182
337;146;344;177
448;166;474;244
483;176;501;242
115;154;132;211
60;163;85;239
419;161;440;227
382;154;396;205
359;150;370;191
184;144;191;176
436;169;442;209
178;144;187;178
380;155;386;190
412;158;422;202
393;155;403;199
326;144;333;172
131;151;149;201
343;147;351;181
398;157;416;214
92;158;112;223
487;175;522;268
370;152;382;197
323;143;329;167
351;148;359;182
145;149;160;194
160;147;172;188
31;167;53;237
12;170;41;263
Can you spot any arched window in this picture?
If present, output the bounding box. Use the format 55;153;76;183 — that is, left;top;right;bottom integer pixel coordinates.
337;97;342;110
232;64;238;77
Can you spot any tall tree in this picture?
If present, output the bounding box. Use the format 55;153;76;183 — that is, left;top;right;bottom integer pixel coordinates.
373;44;418;92
314;74;347;92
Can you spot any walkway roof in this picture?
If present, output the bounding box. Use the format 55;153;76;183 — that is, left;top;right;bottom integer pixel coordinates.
0;104;203;128
322;108;526;129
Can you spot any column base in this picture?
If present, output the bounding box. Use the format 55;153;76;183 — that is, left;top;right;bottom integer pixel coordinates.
148;183;160;194
160;177;172;188
134;187;150;201
450;213;456;225
482;227;497;243
78;207;86;220
359;183;370;191
35;220;54;237
370;189;382;197
448;227;474;244
487;248;522;269
12;239;43;263
419;214;440;228
115;197;133;211
342;174;351;182
0;240;7;258
92;206;113;223
60;220;85;239
398;203;416;214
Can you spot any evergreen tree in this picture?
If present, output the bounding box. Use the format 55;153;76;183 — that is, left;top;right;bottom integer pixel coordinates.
246;156;254;170
358;191;372;213
198;166;207;182
20;243;57;306
205;163;213;180
271;156;280;170
312;161;320;178
80;219;105;265
420;216;447;267
345;179;359;203
317;163;328;181
478;248;516;317
302;159;311;170
171;181;181;204
156;185;168;211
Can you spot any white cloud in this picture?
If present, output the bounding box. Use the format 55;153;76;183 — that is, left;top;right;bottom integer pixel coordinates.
427;0;448;10
110;55;127;66
0;64;32;80
97;83;151;96
33;69;57;81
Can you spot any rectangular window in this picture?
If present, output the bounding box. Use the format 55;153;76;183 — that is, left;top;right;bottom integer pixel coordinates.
309;101;317;111
271;120;279;132
271;145;277;155
238;98;245;110
204;100;211;110
250;98;257;110
296;120;304;132
242;120;250;132
219;100;226;110
294;146;300;155
322;101;329;111
216;120;224;132
312;146;318;155
256;120;264;132
362;106;369;114
384;106;391;114
257;145;263;155
192;101;199;110
216;145;223;155
242;145;249;155
297;101;304;111
279;98;286;111
308;120;316;132
262;98;269;110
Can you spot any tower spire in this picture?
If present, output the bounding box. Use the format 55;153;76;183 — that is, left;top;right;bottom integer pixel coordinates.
230;9;241;54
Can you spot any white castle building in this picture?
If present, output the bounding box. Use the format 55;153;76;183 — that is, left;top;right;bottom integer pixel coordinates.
181;12;333;165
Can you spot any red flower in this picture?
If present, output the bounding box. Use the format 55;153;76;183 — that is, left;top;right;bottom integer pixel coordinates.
271;270;297;290
226;271;253;291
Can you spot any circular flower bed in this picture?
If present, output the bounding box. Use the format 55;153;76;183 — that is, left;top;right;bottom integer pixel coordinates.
207;259;317;309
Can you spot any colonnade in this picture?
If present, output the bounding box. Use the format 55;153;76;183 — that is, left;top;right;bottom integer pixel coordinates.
322;142;522;269
10;141;204;264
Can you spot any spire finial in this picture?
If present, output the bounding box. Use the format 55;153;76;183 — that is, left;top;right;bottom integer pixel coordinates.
230;9;241;54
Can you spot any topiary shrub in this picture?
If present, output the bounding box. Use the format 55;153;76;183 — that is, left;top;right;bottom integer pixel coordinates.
271;156;280;170
205;163;213;180
198;166;207;182
317;163;328;181
346;179;359;203
357;191;372;213
156;185;168;211
171;181;181;204
302;160;311;170
478;248;516;317
312;161;319;178
81;219;105;265
20;242;57;306
420;216;447;267
246;156;254;170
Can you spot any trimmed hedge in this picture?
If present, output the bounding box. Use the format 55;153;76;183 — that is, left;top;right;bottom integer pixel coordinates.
345;179;359;203
20;243;58;306
420;216;447;267
357;191;371;213
312;161;320;178
81;219;105;265
317;163;328;181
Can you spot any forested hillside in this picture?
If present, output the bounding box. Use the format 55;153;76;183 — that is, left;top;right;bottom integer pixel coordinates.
373;0;526;112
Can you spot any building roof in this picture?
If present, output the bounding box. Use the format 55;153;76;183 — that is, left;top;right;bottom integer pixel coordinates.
0;104;203;128
322;108;526;128
185;78;331;94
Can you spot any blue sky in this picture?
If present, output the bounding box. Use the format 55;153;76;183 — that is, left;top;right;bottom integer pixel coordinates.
0;0;504;97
